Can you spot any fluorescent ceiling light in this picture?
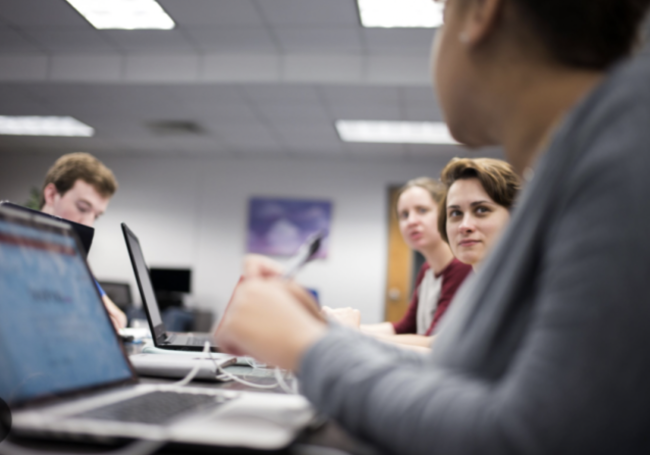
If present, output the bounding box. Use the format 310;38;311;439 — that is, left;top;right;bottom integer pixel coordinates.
357;0;444;28
0;116;94;137
336;121;459;145
66;0;175;30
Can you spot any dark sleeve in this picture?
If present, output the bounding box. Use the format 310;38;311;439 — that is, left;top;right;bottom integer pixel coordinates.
391;264;427;334
425;260;472;336
298;102;650;454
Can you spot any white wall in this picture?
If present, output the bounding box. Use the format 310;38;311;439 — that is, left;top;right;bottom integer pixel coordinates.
0;152;451;324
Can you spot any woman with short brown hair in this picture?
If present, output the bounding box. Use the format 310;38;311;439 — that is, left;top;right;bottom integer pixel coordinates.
437;158;520;269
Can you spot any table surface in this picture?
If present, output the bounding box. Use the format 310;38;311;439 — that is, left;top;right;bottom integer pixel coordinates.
4;340;381;455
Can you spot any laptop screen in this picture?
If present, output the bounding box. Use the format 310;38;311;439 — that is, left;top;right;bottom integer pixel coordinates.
0;210;133;406
121;224;165;341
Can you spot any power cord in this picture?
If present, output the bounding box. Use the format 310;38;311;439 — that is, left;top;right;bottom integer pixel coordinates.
169;341;296;393
206;342;297;394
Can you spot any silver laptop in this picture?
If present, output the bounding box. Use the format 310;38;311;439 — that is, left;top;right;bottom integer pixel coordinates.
0;206;313;449
121;222;217;352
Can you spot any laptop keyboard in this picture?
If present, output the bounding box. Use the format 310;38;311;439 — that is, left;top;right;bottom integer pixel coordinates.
76;391;232;425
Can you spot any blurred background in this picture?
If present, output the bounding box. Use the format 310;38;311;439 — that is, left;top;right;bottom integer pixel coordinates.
2;0;643;327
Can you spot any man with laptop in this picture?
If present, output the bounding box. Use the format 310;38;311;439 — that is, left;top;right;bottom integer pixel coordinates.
38;152;127;330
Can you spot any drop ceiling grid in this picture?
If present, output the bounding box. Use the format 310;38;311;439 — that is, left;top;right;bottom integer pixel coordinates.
0;0;457;159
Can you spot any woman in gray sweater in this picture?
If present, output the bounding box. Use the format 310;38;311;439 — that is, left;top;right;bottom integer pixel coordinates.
217;0;650;453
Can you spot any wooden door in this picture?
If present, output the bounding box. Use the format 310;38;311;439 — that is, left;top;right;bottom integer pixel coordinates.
384;186;413;322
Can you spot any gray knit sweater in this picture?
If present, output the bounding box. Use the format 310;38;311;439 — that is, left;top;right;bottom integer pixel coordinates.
299;55;650;455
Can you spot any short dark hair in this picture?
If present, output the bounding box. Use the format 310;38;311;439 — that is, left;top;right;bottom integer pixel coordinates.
511;0;650;69
437;158;520;243
40;153;118;209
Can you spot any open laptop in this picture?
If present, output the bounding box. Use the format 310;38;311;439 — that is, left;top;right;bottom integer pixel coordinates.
121;223;217;352
0;205;313;449
0;200;94;257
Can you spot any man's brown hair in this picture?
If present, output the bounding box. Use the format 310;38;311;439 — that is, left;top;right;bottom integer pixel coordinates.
39;153;118;209
437;158;520;243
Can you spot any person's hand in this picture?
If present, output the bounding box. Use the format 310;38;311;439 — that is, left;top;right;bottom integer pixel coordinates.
322;306;361;329
102;295;127;331
242;254;285;279
215;278;327;371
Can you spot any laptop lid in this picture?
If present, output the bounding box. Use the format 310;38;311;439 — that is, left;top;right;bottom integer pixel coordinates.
0;205;136;408
121;223;167;344
0;201;95;258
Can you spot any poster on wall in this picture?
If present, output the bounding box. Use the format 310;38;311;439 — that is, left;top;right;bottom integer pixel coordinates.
246;197;332;258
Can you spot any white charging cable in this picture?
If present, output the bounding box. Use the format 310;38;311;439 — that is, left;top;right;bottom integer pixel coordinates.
170;341;295;393
171;342;211;387
204;342;296;393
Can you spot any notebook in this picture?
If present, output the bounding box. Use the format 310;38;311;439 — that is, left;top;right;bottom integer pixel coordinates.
121;222;217;352
0;205;313;449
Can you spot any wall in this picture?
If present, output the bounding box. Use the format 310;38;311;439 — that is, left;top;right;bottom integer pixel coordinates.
0;152;451;324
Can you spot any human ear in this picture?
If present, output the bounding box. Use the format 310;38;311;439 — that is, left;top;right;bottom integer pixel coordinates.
42;183;60;208
459;0;504;46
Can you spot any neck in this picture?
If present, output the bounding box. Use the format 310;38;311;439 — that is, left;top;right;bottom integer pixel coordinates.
421;242;455;275
495;65;604;175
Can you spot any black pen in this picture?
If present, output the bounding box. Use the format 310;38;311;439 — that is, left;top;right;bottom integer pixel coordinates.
282;231;325;279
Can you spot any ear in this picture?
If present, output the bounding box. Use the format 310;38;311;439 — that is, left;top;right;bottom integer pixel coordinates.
461;0;504;46
42;183;60;209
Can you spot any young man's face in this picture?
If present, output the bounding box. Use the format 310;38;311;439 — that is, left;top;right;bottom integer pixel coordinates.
42;179;110;227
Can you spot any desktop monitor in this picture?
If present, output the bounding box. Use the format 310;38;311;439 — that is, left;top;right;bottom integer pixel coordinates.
149;268;191;294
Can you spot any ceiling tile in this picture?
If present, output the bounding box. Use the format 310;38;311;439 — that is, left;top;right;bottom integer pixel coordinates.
345;142;407;157
276;128;344;154
327;103;402;120
0;0;87;27
275;27;362;53
0;55;48;81
213;124;282;150
242;84;320;104
125;55;200;82
0;28;43;52
50;54;122;82
0;100;52;115
405;144;464;159
255;104;330;124
362;29;434;55
167;85;242;106
366;55;429;85
101;30;198;53
283;54;363;84
201;53;281;83
401;86;438;108
159;0;264;26
256;0;360;26
23;28;119;53
404;106;443;122
321;86;400;106
185;27;277;53
198;105;260;125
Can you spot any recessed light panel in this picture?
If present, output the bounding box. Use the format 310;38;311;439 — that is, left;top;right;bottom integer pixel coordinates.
336;121;459;145
357;0;444;28
0;116;95;137
66;0;175;30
